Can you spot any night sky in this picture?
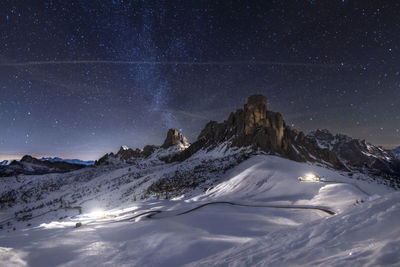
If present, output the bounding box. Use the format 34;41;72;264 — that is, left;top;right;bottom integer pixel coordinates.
1;0;399;160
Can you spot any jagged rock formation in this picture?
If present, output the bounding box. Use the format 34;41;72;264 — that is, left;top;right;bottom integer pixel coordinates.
309;129;400;177
95;129;189;165
162;129;189;149
170;95;343;169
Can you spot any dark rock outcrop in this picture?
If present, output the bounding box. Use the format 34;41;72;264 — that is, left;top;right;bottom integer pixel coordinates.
117;147;142;161
162;129;189;149
93;94;399;182
170;95;343;169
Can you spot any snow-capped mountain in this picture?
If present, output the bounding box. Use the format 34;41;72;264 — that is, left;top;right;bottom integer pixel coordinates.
0;160;12;166
40;157;95;166
95;128;191;166
0;155;89;177
0;94;399;266
163;95;399;185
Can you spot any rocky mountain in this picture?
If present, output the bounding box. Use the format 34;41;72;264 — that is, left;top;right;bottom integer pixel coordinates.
0;155;88;177
167;95;341;168
309;129;400;179
95;128;190;166
1;94;398;185
94;94;399;184
161;128;190;149
164;94;399;183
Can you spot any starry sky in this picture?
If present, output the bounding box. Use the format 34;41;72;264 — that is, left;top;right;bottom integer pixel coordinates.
1;0;399;160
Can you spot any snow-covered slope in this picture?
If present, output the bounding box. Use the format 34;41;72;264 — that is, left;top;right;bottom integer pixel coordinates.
0;150;397;266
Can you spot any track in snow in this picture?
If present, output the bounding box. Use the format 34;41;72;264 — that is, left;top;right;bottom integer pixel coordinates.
80;201;335;227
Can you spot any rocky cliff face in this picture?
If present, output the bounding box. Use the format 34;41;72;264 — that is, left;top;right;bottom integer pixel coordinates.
162;129;190;149
170;95;343;169
96;94;398;181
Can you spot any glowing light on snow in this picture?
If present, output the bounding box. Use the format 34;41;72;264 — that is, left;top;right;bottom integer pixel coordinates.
298;173;320;182
87;209;106;219
306;173;316;179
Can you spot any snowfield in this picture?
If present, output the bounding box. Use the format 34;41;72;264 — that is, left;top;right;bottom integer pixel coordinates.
0;154;399;266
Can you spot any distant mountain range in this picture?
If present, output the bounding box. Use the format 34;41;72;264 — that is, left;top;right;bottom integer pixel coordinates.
0;160;12;166
39;157;95;166
0;156;93;177
0;157;94;166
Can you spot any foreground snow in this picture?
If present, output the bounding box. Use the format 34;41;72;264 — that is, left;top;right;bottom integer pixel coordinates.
0;155;398;266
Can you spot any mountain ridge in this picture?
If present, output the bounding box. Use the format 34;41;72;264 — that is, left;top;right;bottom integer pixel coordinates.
0;155;89;177
157;95;399;182
1;94;399;183
40;157;95;166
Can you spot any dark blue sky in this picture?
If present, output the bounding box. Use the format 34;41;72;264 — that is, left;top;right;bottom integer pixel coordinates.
1;0;399;160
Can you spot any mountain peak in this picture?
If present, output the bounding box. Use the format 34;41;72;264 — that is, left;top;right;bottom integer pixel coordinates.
161;129;189;149
20;155;41;164
171;94;343;169
243;94;268;135
246;94;267;106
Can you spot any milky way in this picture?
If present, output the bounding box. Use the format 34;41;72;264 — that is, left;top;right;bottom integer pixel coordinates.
0;0;399;160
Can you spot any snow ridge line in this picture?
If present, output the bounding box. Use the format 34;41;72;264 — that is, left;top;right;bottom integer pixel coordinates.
321;180;371;196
